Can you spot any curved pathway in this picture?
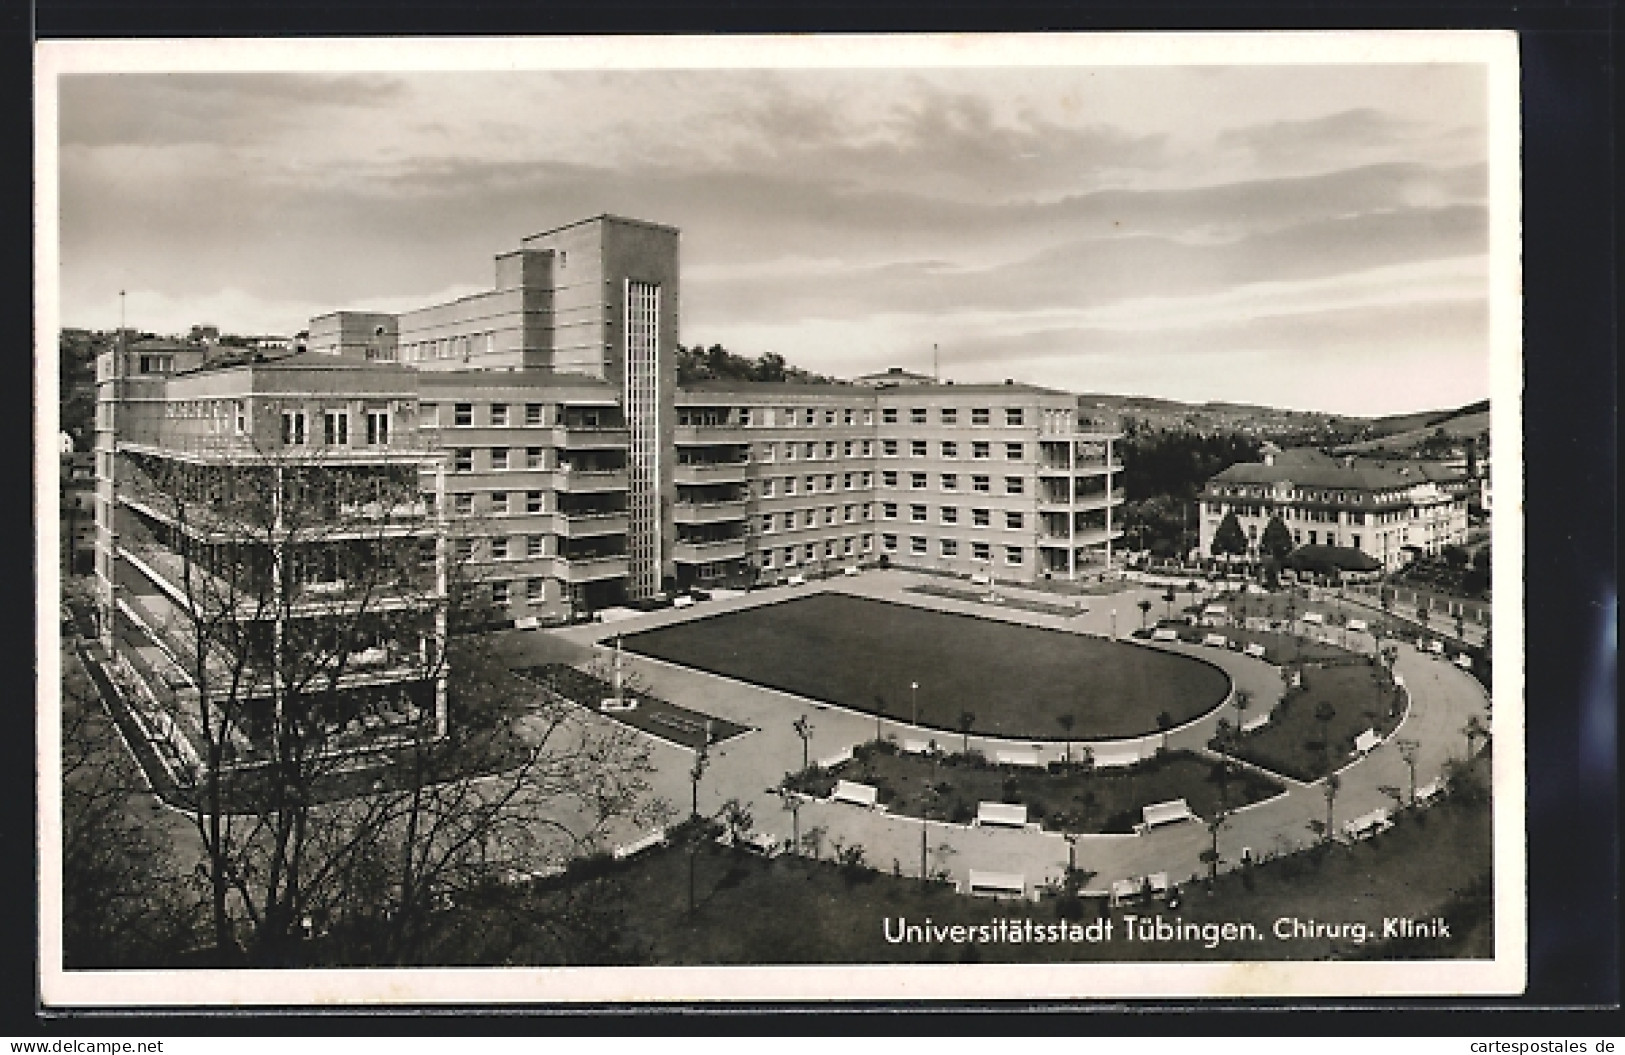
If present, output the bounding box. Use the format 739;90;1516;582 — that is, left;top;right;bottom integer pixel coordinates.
501;569;1493;895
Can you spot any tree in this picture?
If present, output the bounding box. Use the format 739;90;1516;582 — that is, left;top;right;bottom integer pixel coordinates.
792;714;813;772
1137;598;1153;630
1462;714;1489;758
1155;710;1175;753
1201;810;1230;882
957;711;976;754
1162;587;1178;622
1313;701;1337;764
114;440;656;966
1259;516;1295;563
1322;773;1342;840
1210;512;1247;558
1395;738;1421;805
60;652;201;966
1056;713;1076;763
1233;688;1252;732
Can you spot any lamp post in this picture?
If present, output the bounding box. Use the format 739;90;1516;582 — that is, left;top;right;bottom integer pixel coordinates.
792;714;812;772
1110;608;1117;640
910;681;919;726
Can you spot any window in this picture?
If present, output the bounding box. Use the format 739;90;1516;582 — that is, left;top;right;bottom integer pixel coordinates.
941;408;958;425
739;409;752;426
759;550;775;569
972;408;990;426
882;470;898;487
491;581;509;606
527;535;545;557
910;472;927;489
491;447;509;470
843;441;853;457
910;504;927;523
883;502;898;519
490;491;509;515
1352;533;1362;549
942;441;958;458
941;538;958;557
973;441;991;459
824;540;835;558
806;476;817;493
911;440;928;457
910;536;928;555
824;442;836;459
843;537;854;556
863;409;875;426
453;448;473;472
1005;476;1024;495
783;512;795;530
1005;546;1024;565
1006;442;1024;460
526;491;543;513
882;533;898;552
843;504;855;523
824;410;836;425
281;410;307;446
824;474;835;491
761;443;776;462
454;403;473;427
1006;408;1024;427
941;507;959;524
910;408;928;425
454;538;474;562
491;403;509;427
972;475;991;493
843;473;853;490
1005;511;1024;530
941;473;959;491
804;409;816;426
761;514;775;533
366;410;389;446
234;401;248;435
527;578;545;603
453;493;473;515
785;444;797;461
525;403;544;426
972;541;990;560
804;543;816;559
882;440;899;457
973;508;991;527
824;507;837;525
784;546;798;566
785;477;797;495
863;503;873;520
861;440;873;456
882;408;899;424
761;479;775;498
526;447;544;469
844;409;855;426
804;443;816;459
491;536;509;559
804;511;816;527
323;410;349;446
862;535;874;552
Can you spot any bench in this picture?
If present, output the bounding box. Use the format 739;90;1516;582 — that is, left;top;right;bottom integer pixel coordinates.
672;595;695;608
994;749;1042;767
1302;612;1325;626
1414;779;1444;806
1093;744;1143;769
1241;712;1271;733
901;739;935;755
612;829;667;860
966;870;1027;900
1151;628;1180;642
1346;618;1368;633
975;802;1028;828
1141;799;1197;830
514;616;541;630
1352;728;1381;755
787;574;806;586
1243;642;1267;659
1202;633;1228;648
817;746;854;769
831;780;879;808
1343;808;1393;842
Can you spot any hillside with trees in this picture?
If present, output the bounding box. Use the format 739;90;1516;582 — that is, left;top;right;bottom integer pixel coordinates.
675;344;838;386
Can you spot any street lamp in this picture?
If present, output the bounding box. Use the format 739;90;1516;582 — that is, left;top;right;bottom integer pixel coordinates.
792;714;812;772
910;681;919;726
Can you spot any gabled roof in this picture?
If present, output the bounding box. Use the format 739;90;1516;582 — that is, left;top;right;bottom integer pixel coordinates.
1211;461;1428;491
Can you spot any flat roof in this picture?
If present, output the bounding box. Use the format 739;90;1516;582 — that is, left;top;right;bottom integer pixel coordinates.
524;213;681;241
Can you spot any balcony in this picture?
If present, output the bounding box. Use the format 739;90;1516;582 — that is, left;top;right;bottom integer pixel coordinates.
550;425;630;450
554;468;630;493
674;424;746;444
673;500;749;525
671;537;749;564
557;511;631;538
1037;526;1125;548
674;462;748;485
1037;487;1126;510
559;554;631;583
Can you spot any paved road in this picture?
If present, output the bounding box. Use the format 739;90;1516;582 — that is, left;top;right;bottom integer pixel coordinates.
501;570;1493;896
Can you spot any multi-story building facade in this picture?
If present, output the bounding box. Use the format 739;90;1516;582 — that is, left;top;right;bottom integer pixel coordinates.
93;348;448;775
94;214;1126;661
1198;449;1468;571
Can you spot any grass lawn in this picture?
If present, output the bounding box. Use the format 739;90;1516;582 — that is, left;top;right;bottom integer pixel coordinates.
389;755;1492;965
1222;660;1402;782
807;745;1284;832
621;594;1231;739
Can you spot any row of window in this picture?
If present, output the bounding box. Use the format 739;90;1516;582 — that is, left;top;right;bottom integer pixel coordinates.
757;535;871;567
757;505;874;532
281;410;391;447
1206;502;1443;527
757;472;1030;497
427;402;617;430
755;439;1028;461
880;504;1027;529
401;334;496;364
879;535;1025;563
451;447;550;472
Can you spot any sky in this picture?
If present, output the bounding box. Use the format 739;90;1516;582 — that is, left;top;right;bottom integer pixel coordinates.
51;49;1500;416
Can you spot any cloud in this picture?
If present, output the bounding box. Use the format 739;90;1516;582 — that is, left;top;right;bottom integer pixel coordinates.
58;73;406;148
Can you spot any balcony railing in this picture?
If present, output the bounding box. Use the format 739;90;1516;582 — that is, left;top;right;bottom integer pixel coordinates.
551;425;630;450
559;554;631;583
673;501;749;525
1037;487;1127;509
557;511;631;538
671;537;749;563
553;467;630;492
674;462;748;484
